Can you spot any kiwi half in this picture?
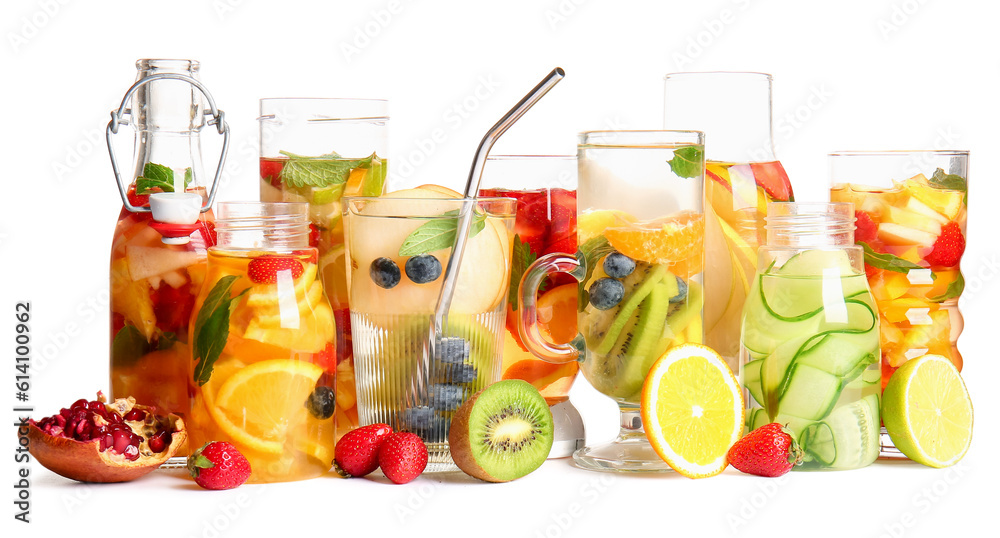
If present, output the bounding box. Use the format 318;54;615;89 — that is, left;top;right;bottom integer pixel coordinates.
449;380;554;482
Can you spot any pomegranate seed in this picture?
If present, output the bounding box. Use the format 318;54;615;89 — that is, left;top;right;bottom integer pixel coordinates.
130;433;142;446
54;414;66;427
59;408;72;418
107;412;123;424
70;399;88;411
74;418;91;439
123;408;146;421
112;430;132;454
88;401;104;411
99;433;113;451
122;444;140;461
148;428;171;453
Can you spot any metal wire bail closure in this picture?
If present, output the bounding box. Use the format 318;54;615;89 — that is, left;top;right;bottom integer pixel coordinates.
106;72;230;214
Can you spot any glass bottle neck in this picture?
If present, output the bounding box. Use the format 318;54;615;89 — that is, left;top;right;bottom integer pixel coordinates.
214;202;310;251
663;72;775;163
765;202;855;248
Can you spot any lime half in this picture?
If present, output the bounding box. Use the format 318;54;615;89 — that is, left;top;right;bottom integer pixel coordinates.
882;354;973;468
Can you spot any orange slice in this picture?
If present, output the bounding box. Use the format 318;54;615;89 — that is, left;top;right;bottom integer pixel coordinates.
640;343;743;478
536;283;578;344
605;213;704;276
208;359;324;454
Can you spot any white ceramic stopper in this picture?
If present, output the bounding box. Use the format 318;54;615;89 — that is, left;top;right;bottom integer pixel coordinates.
149;192;202;224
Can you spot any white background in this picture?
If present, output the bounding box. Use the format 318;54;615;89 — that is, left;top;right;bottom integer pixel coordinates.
2;0;998;537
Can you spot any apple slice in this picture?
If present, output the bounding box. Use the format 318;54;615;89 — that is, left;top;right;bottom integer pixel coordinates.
903;196;948;224
126;245;201;281
884;205;941;236
877;222;936;247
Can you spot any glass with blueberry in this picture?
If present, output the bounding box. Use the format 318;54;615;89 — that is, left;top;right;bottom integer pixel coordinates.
343;189;516;471
516;131;706;472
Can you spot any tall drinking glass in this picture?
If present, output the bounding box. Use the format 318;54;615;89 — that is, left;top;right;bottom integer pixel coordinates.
259;98;388;443
518;131;705;472
480;155;585;458
664;72;794;374
829;150;969;458
344;194;516;471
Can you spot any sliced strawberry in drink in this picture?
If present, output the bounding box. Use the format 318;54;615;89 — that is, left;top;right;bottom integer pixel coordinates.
151;280;194;333
543;234;576;257
246;255;304;284
549;189;577;239
750;161;793;201
855;210;878;244
706;167;732;193
198;220;217;247
260;158;285;187
332;308;352;363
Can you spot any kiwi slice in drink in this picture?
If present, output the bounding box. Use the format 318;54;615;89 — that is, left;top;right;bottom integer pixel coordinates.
449;380;554;482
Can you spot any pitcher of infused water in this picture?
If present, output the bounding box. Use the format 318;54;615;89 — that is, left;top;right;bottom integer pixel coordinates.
741;202;880;470
106;59;227;435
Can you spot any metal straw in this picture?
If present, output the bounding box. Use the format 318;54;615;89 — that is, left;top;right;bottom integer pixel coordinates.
432;67;564;335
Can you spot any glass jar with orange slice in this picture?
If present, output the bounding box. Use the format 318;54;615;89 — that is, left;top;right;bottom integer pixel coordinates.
517;131;706;472
259;98;388;444
481;155;584;458
187;203;336;483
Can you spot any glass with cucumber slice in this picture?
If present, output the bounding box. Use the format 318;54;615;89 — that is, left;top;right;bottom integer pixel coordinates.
740;203;881;471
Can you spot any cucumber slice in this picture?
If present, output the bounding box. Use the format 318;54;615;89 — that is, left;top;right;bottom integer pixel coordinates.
741;279;823;353
759;336;810;412
746;407;770;432
778;249;855;277
742;358;765;407
795;331;879;378
800;393;880;469
778;363;842;420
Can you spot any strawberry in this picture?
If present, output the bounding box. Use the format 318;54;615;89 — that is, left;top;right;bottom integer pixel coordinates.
198;220;217;247
727;423;802;477
314;342;336;372
543;234;577;257
378;432;428;484
260;158;285;187
247;255;304;284
187;442;252;490
308;223;321;248
126;185;150;208
925;222;965;267
334;423;393;477
854;210;878;244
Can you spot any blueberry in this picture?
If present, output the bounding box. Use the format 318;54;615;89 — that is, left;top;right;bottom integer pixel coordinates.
603;251;636;278
434;337;470;364
405;255;442;284
370;257;401;289
444;363;478;383
588;277;625;310
670;276;688;304
431;383;465;411
305;386;335;419
403;406;434;429
412;414;449;441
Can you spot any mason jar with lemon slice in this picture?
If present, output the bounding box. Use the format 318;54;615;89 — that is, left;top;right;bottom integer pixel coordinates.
259;98;388;444
187;202;336;483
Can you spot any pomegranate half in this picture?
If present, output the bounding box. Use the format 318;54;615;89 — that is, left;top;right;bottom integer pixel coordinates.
27;392;186;483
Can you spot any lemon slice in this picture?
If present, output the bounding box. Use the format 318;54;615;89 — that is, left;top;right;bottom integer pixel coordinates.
208;359;324;455
640;343;744;478
882;354;973;468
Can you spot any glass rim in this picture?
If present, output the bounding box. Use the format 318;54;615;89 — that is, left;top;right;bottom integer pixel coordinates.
663;71;771;81
829;149;969;157
259;97;389;122
578;129;704;146
485;154;575;160
343;196;517;216
137;58;199;70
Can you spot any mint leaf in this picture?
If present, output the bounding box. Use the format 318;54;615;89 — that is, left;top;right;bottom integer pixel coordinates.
278;151;374;188
398;209;487;257
192;276;248;386
112;325;149;365
507;235;538;311
929;168;967;192
667;146;704;179
136;162;186;194
577;235;616;311
930;168;968;206
861;242;935;279
928;272;964;302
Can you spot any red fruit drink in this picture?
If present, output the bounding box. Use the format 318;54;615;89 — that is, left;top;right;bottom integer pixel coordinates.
478;188;579;405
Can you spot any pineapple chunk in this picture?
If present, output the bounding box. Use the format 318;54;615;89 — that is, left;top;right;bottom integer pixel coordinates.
905;175;964;220
111;258;156;341
877;222;936;246
885;205;941;236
